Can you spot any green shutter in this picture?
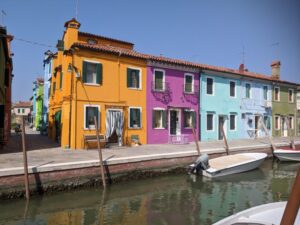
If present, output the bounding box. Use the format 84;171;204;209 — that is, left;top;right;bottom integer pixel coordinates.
127;68;132;88
60;72;63;89
96;63;102;85
192;111;196;128
137;109;141;127
136;70;140;88
94;107;99;128
130;108;134;127
82;61;87;83
152;110;156;128
162;110;167;128
85;107;89;128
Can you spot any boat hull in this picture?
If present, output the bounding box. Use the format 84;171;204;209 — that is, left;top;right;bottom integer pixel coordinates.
203;153;267;178
213;201;300;225
274;149;300;162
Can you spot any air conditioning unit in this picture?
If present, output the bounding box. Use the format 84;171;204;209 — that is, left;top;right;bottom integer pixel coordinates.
264;101;272;108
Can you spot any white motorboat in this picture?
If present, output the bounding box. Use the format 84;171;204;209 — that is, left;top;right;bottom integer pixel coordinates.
213;201;300;225
188;153;267;178
274;148;300;162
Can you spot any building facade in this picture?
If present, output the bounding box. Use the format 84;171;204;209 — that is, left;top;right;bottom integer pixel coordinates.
240;77;272;139
297;87;300;136
200;70;241;141
0;26;13;146
31;78;44;130
146;62;199;144
271;61;297;137
49;19;148;149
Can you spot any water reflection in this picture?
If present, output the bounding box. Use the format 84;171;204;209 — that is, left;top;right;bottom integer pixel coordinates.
0;159;298;225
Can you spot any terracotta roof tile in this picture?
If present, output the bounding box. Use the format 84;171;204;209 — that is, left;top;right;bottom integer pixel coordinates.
14;101;31;108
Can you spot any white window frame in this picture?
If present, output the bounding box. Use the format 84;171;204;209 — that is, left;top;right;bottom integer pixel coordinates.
153;107;166;129
275;115;280;130
153;69;165;91
229;114;237;131
229;80;236;98
263;86;268;101
206;113;214;132
288;88;294;103
128;106;142;129
184;73;194;94
127;67;142;90
83;59;101;86
84;104;100;130
245;83;251;99
183;109;195;129
289;115;294;129
274;86;280;101
206;77;214;96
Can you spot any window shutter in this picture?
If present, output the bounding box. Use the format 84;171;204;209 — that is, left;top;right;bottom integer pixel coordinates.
162;110;167;128
82;61;87;83
137;109;141;127
60;72;63;89
85;107;89;129
96;63;102;85
136;70;140;88
127;68;132;88
152;110;156;128
94;107;99;129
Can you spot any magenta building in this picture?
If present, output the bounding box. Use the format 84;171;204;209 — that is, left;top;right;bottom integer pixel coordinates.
146;59;200;144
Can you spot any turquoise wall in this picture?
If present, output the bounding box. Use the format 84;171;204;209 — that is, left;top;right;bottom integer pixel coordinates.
200;72;241;141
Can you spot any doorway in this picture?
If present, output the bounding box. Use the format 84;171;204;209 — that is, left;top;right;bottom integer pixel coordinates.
282;117;288;137
255;116;260;138
169;109;181;135
218;116;226;140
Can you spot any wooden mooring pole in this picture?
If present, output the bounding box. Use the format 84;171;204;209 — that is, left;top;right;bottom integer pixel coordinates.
280;168;300;225
259;116;276;155
192;126;200;156
94;116;106;188
220;125;229;155
21;116;30;200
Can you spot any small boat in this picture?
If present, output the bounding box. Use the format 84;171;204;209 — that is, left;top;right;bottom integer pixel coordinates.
213;201;300;225
188;153;267;178
274;147;300;162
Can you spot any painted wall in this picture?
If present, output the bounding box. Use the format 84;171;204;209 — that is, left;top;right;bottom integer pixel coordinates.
146;66;199;144
272;84;297;137
240;80;272;139
35;84;44;130
200;72;241;141
31;81;37;125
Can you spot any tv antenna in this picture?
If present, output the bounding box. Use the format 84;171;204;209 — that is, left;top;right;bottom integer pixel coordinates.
1;10;6;26
75;0;79;20
240;46;245;65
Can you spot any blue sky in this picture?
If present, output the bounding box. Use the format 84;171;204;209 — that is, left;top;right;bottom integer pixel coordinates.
1;0;300;102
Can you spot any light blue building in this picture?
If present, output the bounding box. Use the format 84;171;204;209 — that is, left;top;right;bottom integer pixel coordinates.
30;80;38;127
200;71;241;141
42;50;53;133
240;79;272;139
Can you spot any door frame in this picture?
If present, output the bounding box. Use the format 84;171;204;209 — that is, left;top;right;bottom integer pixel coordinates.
218;115;227;140
281;116;288;137
169;108;181;135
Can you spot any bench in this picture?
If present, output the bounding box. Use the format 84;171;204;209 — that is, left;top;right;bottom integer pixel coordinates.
83;134;107;149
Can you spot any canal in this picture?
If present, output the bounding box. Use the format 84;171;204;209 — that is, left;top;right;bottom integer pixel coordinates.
0;159;298;225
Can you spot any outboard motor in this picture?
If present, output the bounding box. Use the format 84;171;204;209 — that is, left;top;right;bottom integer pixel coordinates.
187;154;209;175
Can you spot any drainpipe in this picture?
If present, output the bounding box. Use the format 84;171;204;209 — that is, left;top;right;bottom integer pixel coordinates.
118;51;122;102
68;49;74;149
199;69;202;141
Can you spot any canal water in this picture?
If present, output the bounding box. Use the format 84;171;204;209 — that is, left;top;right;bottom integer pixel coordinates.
0;159;298;225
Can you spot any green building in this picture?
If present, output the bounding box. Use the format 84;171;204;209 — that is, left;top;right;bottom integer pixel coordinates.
35;79;44;130
271;61;298;137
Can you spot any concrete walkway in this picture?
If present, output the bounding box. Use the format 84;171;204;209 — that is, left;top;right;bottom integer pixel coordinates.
1;127;299;177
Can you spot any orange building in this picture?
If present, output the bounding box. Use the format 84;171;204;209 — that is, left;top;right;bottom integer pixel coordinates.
48;19;148;149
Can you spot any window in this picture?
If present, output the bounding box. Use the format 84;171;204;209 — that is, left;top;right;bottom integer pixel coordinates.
22;109;25;114
87;39;97;45
152;109;167;129
263;86;268;100
274;87;280;101
17;108;20;114
206;78;213;95
245;83;251;98
230;114;236;130
289;116;294;129
59;72;63;89
184;74;194;93
184;110;196;128
129;107;141;128
230;81;236;97
275;116;280;130
127;68;141;89
154;69;164;91
84;105;100;129
288;89;294;103
264;116;271;130
82;61;102;85
207;114;213;131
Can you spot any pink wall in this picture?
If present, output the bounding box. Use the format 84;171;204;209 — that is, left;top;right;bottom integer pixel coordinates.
147;66;199;144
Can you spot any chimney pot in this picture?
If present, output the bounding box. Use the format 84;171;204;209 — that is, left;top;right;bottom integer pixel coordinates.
271;60;281;79
239;64;245;73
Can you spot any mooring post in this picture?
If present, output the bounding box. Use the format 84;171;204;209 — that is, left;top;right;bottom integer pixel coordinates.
285;116;295;150
192;126;200;156
94;116;106;188
280;168;300;225
21;116;30;200
220;125;229;155
259;116;276;155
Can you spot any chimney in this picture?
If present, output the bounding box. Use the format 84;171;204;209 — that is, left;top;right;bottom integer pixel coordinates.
63;18;81;50
271;60;280;79
239;64;245;73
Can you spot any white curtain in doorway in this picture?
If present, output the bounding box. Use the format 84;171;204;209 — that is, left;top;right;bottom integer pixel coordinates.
105;110;124;146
